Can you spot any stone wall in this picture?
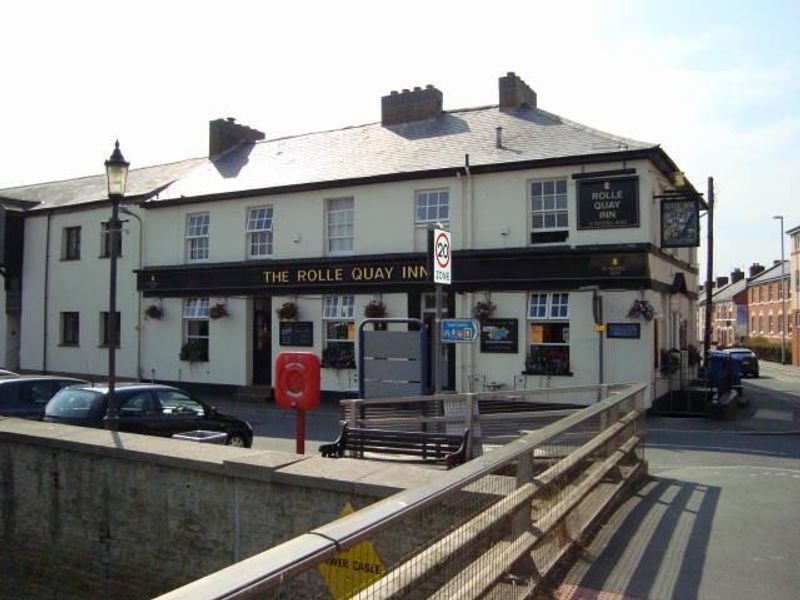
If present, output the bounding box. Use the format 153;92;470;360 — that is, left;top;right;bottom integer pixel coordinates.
0;418;447;599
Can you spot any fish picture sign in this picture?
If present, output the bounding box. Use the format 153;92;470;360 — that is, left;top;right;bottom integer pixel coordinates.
480;319;518;353
577;177;640;230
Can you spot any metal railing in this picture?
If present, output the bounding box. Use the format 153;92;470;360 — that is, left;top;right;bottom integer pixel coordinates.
156;382;647;600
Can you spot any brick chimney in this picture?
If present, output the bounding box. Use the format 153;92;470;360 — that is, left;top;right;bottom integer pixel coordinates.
730;268;745;283
716;276;729;288
209;117;265;157
381;85;443;126
499;72;537;111
748;263;765;278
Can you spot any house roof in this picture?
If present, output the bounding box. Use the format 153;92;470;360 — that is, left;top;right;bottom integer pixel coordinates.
747;260;790;285
0;103;676;211
712;277;747;303
0;158;206;211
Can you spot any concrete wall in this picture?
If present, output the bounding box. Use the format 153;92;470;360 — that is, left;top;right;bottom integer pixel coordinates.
0;419;448;600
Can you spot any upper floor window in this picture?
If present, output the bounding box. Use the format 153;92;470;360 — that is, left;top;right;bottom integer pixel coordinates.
768;284;773;301
62;227;81;260
415;189;449;224
246;206;274;258
100;222;123;258
60;312;80;346
186;213;210;262
326;198;354;254
530;179;568;244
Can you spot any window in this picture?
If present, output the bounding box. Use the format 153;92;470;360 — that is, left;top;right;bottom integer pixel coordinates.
182;298;209;361
778;281;784;300
100;311;120;347
157;389;205;416
185;213;210;262
759;315;764;332
530;179;568;244
60;312;80;346
526;293;570;375
62;227;81;260
322;295;355;368
751;317;756;333
246;206;274;258
768;284;773;301
118;392;158;417
415;189;449;224
326;198;354;254
100;222;122;258
768;315;774;333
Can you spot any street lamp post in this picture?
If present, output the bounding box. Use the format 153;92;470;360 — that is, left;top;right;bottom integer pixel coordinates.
774;215;786;364
104;141;129;431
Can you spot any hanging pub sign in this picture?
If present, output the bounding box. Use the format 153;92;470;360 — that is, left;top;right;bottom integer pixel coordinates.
660;197;700;248
577;177;639;230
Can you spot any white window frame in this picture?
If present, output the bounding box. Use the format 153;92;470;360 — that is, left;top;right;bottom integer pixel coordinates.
185;213;210;262
182;298;209;360
526;292;570;376
246;205;274;259
322;295;355;368
326;197;354;255
530;178;568;233
415;189;450;225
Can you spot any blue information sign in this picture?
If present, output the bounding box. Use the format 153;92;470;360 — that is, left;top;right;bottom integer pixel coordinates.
441;319;480;343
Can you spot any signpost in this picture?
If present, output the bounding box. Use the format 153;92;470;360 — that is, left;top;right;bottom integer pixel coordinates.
441;319;480;343
429;226;451;394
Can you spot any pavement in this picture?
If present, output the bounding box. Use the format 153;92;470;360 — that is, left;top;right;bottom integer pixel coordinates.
556;361;800;600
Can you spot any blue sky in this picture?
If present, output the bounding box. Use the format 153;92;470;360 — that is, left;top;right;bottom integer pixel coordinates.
1;0;798;278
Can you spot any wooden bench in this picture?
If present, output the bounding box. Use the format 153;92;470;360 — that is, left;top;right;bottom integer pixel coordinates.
320;424;470;469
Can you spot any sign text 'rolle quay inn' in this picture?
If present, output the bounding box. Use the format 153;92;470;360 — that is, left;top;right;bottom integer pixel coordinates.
577;177;639;230
263;263;429;285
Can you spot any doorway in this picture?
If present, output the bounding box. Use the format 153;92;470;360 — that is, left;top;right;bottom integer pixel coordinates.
252;297;272;385
421;292;455;391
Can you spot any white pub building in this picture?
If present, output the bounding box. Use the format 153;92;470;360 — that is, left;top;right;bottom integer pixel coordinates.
0;73;702;407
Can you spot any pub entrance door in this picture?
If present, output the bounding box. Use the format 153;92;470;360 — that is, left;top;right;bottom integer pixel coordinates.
253;297;272;385
422;292;455;391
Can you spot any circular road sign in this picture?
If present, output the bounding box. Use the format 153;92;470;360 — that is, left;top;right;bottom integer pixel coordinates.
435;230;450;269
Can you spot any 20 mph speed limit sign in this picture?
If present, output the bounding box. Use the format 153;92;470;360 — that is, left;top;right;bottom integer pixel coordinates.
432;227;451;285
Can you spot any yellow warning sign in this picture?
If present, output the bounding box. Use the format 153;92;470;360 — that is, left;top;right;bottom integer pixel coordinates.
318;501;386;599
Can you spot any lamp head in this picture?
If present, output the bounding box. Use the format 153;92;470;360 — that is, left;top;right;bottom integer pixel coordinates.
105;140;129;198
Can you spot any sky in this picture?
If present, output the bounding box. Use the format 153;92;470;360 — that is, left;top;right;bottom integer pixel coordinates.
1;0;798;280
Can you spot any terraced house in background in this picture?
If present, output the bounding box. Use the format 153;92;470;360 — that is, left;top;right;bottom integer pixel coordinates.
0;73;701;406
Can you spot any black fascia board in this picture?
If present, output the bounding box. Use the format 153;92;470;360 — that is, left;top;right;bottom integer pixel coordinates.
137;147;681;210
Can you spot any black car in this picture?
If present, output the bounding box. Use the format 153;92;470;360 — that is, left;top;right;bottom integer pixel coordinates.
724;348;760;378
44;384;253;447
0;376;88;419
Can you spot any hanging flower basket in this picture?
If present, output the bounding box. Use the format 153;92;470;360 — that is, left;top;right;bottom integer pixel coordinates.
179;340;208;362
472;300;496;322
364;300;387;319
209;303;229;320
276;301;298;321
144;304;163;320
628;299;655;321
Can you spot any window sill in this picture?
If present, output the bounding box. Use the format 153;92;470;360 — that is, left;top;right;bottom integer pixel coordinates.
98;255;124;259
97;344;121;349
58;343;80;348
60;257;81;262
521;370;573;377
179;359;209;364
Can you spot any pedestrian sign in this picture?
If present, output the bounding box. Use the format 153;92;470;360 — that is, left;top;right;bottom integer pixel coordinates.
441;319;480;343
318;501;386;598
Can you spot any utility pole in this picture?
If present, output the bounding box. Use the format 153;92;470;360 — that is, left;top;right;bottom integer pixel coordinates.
703;177;714;367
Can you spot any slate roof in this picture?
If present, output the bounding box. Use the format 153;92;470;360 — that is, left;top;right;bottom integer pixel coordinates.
712;277;747;303
157;105;657;202
747;261;789;285
0;104;662;210
0;158;206;211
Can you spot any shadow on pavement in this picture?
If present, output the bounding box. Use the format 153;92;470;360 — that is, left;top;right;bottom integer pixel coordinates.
558;476;720;600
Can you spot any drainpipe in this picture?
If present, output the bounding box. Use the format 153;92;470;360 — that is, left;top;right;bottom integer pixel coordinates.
120;206;143;381
42;212;52;372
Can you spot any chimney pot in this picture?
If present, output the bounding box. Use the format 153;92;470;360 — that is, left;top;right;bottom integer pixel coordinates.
748;263;765;278
381;84;444;126
209;117;265;157
499;72;537;111
716;276;729;288
730;268;745;283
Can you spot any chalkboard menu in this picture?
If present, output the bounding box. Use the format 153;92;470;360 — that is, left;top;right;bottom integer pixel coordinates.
606;323;641;339
480;319;518;353
279;321;314;347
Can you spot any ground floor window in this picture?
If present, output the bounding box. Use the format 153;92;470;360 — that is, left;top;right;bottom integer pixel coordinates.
60;312;80;346
322;295;355;368
525;293;570;375
181;298;209;362
99;311;120;347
